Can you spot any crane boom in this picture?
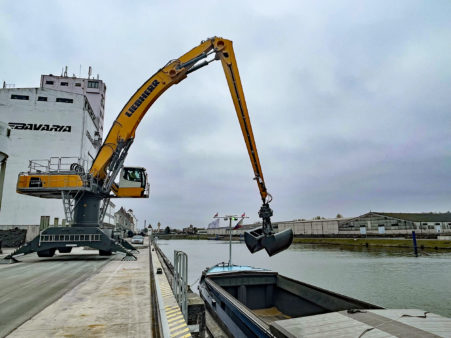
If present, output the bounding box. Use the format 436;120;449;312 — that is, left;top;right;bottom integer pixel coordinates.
90;37;269;202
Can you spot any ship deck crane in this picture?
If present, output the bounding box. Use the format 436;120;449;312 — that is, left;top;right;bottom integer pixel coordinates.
5;37;292;262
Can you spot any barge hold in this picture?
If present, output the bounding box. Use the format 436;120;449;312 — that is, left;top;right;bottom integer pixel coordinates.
199;263;451;337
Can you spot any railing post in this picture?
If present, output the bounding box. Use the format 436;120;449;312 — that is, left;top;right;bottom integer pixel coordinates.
173;250;188;320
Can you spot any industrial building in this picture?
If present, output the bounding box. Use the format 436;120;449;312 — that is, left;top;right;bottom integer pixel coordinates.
277;218;348;236
206;212;451;237
0;71;106;235
339;212;451;236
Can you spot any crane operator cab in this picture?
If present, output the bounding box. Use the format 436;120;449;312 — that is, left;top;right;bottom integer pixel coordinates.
115;167;149;198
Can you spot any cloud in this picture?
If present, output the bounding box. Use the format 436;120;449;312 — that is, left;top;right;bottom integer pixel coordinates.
1;0;451;228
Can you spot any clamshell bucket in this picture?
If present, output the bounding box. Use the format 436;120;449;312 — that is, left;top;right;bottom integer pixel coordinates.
244;228;265;253
244;227;293;256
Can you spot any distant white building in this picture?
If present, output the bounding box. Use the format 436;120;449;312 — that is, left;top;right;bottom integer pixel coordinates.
0;72;106;227
114;207;137;233
127;209;138;232
277;218;347;236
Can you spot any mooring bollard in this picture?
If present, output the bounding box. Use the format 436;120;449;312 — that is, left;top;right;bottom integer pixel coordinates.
412;231;418;257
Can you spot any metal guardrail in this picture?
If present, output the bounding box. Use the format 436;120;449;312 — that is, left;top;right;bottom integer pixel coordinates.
153;242;207;337
173;250;188;321
28;157;89;174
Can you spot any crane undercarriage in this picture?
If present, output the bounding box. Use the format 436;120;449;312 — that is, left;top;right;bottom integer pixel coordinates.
2;159;139;263
5;225;138;262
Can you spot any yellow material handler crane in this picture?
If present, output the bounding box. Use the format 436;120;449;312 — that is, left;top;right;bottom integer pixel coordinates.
5;37;293;262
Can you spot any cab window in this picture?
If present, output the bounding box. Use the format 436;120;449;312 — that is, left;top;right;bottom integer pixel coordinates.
123;168;142;182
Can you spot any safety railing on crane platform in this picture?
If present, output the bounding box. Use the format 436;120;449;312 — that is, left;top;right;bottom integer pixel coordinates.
27;157;89;174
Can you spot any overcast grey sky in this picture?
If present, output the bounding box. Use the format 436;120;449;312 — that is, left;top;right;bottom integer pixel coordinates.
1;1;451;229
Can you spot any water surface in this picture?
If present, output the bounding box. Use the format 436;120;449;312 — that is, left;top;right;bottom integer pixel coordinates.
158;239;451;317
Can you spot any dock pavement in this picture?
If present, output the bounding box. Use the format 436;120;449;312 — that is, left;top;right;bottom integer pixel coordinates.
6;242;151;337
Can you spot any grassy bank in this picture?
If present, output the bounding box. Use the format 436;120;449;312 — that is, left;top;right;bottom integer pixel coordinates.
292;237;451;250
156;234;451;250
